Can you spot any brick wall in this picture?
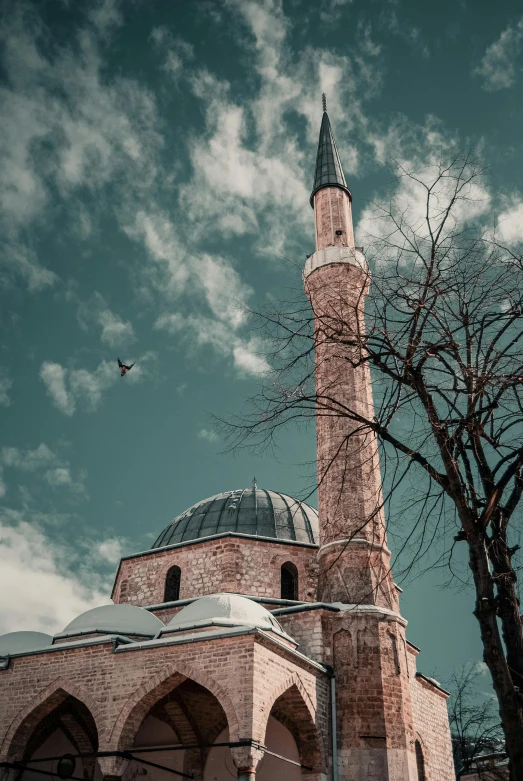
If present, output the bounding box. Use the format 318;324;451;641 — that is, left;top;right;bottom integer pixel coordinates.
313;187;355;251
0;633;329;779
406;645;455;781
304;260;396;607
113;537;319;606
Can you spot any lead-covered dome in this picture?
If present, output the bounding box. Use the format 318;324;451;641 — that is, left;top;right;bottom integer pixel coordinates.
152;488;319;548
0;631;53;655
55;604;163;640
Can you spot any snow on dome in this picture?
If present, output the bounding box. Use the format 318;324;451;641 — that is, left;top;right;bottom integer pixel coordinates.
56;603;163;639
0;631;53;655
161;593;294;643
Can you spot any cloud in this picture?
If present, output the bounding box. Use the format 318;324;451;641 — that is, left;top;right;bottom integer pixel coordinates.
155;312;269;377
197;428;219;443
497;198;523;244
0;443;87;498
40;353;154;414
0;368;12;407
357;119;490;256
44;467;87;497
40;360;115;415
88;0;123;36
0;470;5;499
96;536;124;563
0;0;162;290
77;292;136;347
0;515;107;634
40;362;78;416
1;443;57;471
151;26;194;79
475;18;523;91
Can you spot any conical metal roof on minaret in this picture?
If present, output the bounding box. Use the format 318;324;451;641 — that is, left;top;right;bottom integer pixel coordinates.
310;94;351;207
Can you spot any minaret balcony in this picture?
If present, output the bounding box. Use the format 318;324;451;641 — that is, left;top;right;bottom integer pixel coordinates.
303;244;367;279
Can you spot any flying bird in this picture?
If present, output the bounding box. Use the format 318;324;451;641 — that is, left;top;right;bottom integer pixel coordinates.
118;358;135;377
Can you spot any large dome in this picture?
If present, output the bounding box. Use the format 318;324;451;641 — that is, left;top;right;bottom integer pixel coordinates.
151;488;319;548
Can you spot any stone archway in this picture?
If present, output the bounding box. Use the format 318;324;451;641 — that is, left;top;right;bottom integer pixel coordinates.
108;663;239;753
263;680;326;780
2;684;99;781
109;667;238;781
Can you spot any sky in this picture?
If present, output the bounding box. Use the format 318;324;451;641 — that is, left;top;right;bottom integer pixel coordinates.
1;0;523;689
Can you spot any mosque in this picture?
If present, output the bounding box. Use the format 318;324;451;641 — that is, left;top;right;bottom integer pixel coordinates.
0;105;455;781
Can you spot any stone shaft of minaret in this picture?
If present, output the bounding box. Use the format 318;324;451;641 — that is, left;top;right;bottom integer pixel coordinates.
305;104;395;609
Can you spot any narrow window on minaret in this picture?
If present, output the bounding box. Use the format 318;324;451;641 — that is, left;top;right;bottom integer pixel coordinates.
281;562;298;600
164;565;181;602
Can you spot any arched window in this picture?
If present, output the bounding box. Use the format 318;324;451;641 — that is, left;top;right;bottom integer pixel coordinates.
164;565;181;602
281;562;298;600
415;740;426;781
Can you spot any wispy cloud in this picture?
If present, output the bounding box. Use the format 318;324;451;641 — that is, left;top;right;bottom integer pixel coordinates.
197;428;219;443
96;536;125;563
0;443;87;498
40;360;115;415
475;17;523;91
0;367;12;407
0;0;161;290
40;352;156;415
77;292;136;347
151;25;194;79
2;443;58;471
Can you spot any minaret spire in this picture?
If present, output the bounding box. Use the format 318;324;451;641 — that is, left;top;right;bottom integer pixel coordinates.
309;98;355;249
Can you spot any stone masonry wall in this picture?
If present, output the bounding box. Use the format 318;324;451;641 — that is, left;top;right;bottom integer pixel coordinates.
113;537;319;606
276;609;325;663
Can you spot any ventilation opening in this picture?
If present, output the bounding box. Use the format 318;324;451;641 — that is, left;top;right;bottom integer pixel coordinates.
281;562;298;600
164;565;181;602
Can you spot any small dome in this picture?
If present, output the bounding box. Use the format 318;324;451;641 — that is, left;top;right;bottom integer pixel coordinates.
0;631;53;655
162;593;293;643
56;604;163;639
152;488;319;548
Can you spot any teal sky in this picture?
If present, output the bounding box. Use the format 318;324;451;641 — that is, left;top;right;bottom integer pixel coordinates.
1;0;522;689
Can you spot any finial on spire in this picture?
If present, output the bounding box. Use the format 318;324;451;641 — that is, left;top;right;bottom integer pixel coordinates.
252;476;257;490
322;93;327;113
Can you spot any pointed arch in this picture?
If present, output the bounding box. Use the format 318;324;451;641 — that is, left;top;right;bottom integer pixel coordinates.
1;679;101;763
107;661;240;751
261;673;326;774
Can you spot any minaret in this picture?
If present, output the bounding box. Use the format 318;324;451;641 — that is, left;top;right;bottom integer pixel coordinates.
307;98;418;781
305;96;396;609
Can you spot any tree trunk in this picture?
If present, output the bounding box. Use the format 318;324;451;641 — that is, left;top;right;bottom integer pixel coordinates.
468;536;523;780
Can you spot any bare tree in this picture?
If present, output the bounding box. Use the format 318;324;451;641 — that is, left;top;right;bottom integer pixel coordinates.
221;153;523;777
447;663;505;778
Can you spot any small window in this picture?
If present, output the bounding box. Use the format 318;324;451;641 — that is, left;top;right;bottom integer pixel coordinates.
415;740;426;781
164;565;181;602
281;562;298;600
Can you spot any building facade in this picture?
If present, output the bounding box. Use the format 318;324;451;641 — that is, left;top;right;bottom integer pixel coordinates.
0;105;455;781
